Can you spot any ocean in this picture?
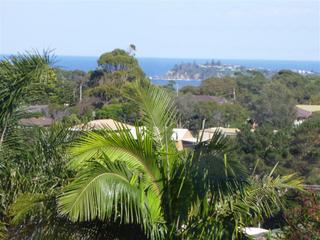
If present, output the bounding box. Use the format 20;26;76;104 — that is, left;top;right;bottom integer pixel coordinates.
55;56;320;74
2;54;320;87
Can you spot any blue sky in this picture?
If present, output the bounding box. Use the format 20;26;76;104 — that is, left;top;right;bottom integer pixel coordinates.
0;0;319;60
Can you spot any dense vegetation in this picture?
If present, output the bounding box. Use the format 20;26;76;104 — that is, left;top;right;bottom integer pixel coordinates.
174;70;320;184
0;50;319;239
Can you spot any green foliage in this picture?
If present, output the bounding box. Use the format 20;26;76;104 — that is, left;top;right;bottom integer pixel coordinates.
200;77;236;98
273;70;320;104
0;121;79;238
235;114;320;184
57;83;302;240
95;48;145;83
179;70;320;129
176;93;248;130
54;69;87;105
0;51;53;142
95;102;139;123
282;191;320;239
235;125;292;174
1;50;314;239
98;49;139;72
288;114;320;184
252;81;296;128
81;49;149;123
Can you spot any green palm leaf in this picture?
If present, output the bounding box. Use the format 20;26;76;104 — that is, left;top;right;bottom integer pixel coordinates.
0;50;53;146
126;82;177;146
70;124;162;196
59;159;165;239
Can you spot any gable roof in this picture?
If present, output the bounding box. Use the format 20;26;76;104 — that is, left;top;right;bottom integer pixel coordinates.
172;128;191;140
71;119;134;131
199;127;240;141
296;105;320;113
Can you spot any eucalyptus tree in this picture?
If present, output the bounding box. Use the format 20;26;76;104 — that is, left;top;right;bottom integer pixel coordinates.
57;81;302;239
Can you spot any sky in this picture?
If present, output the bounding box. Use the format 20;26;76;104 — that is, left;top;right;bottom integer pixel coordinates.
0;0;319;60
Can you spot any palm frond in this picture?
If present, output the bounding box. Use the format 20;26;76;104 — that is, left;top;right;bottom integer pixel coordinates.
59;159;165;239
0;50;53;145
0;221;6;239
9;193;49;225
191;131;248;202
125;82;177;146
70;124;162;195
243;173;304;219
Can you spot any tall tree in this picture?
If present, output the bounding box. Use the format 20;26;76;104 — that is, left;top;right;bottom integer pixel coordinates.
253;81;296;128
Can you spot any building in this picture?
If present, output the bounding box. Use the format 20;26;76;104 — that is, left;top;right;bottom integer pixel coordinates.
21;104;49;115
171;128;197;150
198;127;240;142
70;121;240;151
71;119;147;140
19;117;54;127
295;105;320;125
70;119;134;131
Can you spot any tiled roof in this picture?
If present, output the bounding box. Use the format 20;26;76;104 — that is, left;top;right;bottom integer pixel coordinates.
20;117;54;126
199;127;240;141
296;105;320;112
70;119;134;131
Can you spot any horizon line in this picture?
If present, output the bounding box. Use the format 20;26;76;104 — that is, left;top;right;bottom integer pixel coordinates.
0;52;319;62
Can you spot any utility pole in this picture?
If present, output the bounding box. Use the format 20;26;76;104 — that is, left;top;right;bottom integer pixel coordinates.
79;82;83;103
176;82;179;96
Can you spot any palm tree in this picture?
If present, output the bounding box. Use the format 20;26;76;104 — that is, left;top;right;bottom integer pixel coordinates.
0;50;53;146
3;121;98;239
58;81;302;239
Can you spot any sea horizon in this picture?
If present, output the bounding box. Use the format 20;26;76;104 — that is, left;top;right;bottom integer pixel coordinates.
50;55;320;74
1;54;320;84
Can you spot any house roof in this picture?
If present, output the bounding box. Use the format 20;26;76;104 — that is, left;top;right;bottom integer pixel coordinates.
172;128;190;140
296;107;313;119
181;137;198;143
20;104;49;113
243;227;269;237
296;105;320;113
19;117;54;126
199;127;240;141
172;128;198;141
71;119;134;131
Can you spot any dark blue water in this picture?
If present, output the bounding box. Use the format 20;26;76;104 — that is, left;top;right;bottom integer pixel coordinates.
54;56;320;75
53;56;319;87
152;79;201;88
2;54;319;87
54;56;98;72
